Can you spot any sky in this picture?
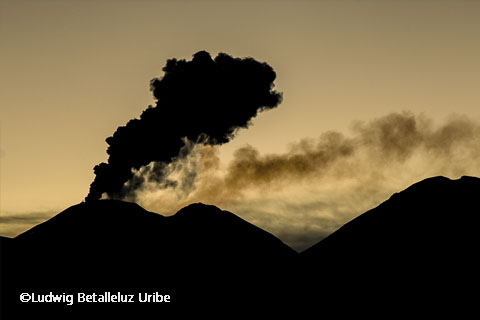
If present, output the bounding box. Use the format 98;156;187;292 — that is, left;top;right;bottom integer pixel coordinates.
1;0;480;251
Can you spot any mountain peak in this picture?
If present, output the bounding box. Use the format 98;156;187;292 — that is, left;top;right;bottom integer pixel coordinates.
302;175;480;257
298;175;480;312
172;202;224;218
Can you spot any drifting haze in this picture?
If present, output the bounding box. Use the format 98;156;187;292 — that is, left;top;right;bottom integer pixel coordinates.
126;112;480;251
0;211;55;238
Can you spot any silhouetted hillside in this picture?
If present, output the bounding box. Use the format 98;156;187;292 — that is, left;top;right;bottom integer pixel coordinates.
2;201;296;317
299;176;480;314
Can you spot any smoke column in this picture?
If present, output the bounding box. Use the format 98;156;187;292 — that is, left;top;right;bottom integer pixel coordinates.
86;51;282;201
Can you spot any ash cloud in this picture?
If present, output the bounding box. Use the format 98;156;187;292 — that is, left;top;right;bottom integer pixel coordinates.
221;112;480;190
130;112;480;251
86;51;282;201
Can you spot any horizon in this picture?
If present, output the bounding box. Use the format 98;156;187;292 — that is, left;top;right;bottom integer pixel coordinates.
2;174;476;252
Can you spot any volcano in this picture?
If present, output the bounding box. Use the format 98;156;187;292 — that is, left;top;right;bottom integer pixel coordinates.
1;201;296;317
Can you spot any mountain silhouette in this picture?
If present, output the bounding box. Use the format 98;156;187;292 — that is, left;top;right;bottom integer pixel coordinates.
299;175;479;315
1;176;479;317
1;201;296;317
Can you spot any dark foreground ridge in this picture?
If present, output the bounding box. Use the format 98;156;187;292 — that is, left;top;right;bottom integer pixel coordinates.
1;176;479;317
1;201;296;317
300;175;480;315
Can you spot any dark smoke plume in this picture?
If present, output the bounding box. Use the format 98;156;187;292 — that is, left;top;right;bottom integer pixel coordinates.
86;51;282;201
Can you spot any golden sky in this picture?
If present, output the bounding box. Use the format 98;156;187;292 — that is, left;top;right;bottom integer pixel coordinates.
1;0;480;250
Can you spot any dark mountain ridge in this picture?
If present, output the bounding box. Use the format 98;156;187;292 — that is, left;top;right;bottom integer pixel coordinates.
303;175;479;260
1;175;479;317
299;175;480;314
2;201;296;317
